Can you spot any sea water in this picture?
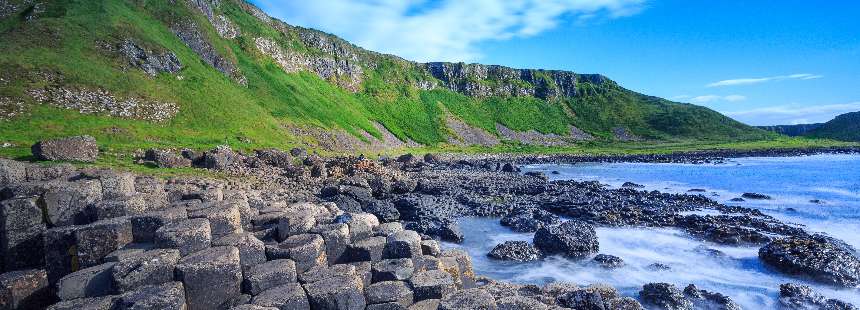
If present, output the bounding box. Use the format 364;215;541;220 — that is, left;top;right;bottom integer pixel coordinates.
444;154;860;308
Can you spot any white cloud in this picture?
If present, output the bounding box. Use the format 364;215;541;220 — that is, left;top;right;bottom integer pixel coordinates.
672;94;746;103
251;0;647;62
707;73;823;87
723;102;860;125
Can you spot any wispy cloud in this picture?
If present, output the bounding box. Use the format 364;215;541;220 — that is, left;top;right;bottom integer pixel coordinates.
707;74;823;87
723;102;860;125
672;94;746;103
251;0;647;62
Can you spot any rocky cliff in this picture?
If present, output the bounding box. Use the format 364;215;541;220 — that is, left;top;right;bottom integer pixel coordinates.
757;123;823;137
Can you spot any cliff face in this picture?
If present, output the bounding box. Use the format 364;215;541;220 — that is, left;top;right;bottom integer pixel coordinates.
757;124;823;137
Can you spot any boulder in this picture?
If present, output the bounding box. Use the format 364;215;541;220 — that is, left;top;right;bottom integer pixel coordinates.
487;241;543;262
759;235;860;287
213;233;266;270
384;230;422;259
309;223;351;264
243;259;297;295
251;283;309;310
0;159;26;186
95;171;136;200
110;249;180;292
32;136;99;162
129;207;187;243
174;246;243;310
56;262;116;300
365;201;400;223
280;234;328;273
302;275;366;310
154;218;212;256
500;209;560;233
639;283;692;310
592;254;625;269
533;220;599;258
0;269;51;310
372;258;415;282
0;197;46;270
410;270;456;301
347;236;386;262
778;283;857;310
683;284;740;310
365;281;414;307
39;180;103;226
25;163;76;181
439;288;497;310
741;192;771;200
75;217;134;268
144;149;192;168
188;204;243;238
114;282;186;310
47;296;117;310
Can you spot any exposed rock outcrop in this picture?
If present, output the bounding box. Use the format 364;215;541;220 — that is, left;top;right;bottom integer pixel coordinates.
31;135;99;162
759;235;860;287
117;39;182;77
171;20;245;85
27;87;179;122
254;37;364;93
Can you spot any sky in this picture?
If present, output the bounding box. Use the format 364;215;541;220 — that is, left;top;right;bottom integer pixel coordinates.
250;0;860;126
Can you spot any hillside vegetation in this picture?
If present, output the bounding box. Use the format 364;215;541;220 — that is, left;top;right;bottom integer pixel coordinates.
807;112;860;142
0;0;773;156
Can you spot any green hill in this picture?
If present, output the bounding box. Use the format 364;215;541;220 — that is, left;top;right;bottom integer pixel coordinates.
807;111;860;142
0;0;771;155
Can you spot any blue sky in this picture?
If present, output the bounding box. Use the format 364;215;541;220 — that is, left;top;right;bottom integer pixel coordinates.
251;0;860;125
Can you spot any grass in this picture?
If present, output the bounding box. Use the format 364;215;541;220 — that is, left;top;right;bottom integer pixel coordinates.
0;0;821;165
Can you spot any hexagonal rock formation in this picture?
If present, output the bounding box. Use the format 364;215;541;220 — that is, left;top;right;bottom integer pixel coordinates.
31;135;99;162
174;246;243;310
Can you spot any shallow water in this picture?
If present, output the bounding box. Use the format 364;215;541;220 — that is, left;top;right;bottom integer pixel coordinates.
445;154;860;308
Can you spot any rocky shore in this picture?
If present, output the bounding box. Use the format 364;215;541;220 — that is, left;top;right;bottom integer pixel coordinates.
0;137;858;309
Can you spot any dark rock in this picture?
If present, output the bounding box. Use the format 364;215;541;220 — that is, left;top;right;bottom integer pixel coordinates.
410;270;456;301
759;235;860;287
114;282;186;310
299;264;356;284
372;258;415;282
500;209;560;233
213;233;266;270
682;284;740;310
175;246;243;310
729;198;745;202
556;288;606;310
110;249;180;293
347;236;386;263
118;40;182;77
0;197;46;270
32;135;99;162
310;223;351;265
778;283;857;310
154;218;212;256
487;241;543;262
439;288;497;310
384;230;422;259
639;283;692;310
243;259;297;295
365;201;400;223
302;275;366;310
741;192;771;200
421;240;441;257
496;296;548;310
622;182;645;189
0;159;26;187
647;263;672;271
365;281;414;307
0;269;51;310
592;254;625;269
279;234;327;273
47;296;117;310
251;283;310;310
533;220;599;258
56;262;116;300
144;149;191;168
75;217;134;268
129;207;187;243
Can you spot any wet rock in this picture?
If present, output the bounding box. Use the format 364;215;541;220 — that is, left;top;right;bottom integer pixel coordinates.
439;288;497;310
251;283;309;310
759;235;860;287
683;284;740;310
639;283;692;310
556;288;606;310
729;198;745;202
114;282;186;310
778;283;857;310
410;270;457;301
243;259;297;295
647;263;672;271
592;254;625;269
533;220;599;258
439;221;465;243
110;249;180;292
56;262;116;300
0;269;51;310
365;281;414;307
687;188;706;193
154;218;212;256
302;275;366;310
741;192;771;200
32;135;99;162
372;258;415;282
487;241;543;262
500;209;560;233
175;246;243;310
622;182;645;189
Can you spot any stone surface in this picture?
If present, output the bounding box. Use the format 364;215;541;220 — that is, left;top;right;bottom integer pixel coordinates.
347;236;386;262
213;232;266;270
251;283;310;310
244;259;297;295
487;241;543;262
384;230;422;259
175;246;243;310
0;269;51;310
299;264;356;284
280;233;328;272
439;288;497;310
31;135;99;162
75;217;134;268
47;296;117;310
410;270;456;301
533;220;599;258
129;207;187;243
114;282;186;310
189;204;243;238
372;258;415;282
110;249;180;293
639;283;692;310
365;281;413;306
302;275;366;310
154;218;211;256
496;296;547;310
310;223;351;264
56;262;116;300
759;235;860;287
0;197;46;270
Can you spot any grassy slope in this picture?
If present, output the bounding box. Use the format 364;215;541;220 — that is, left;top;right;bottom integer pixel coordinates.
0;0;786;161
807;112;860;142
